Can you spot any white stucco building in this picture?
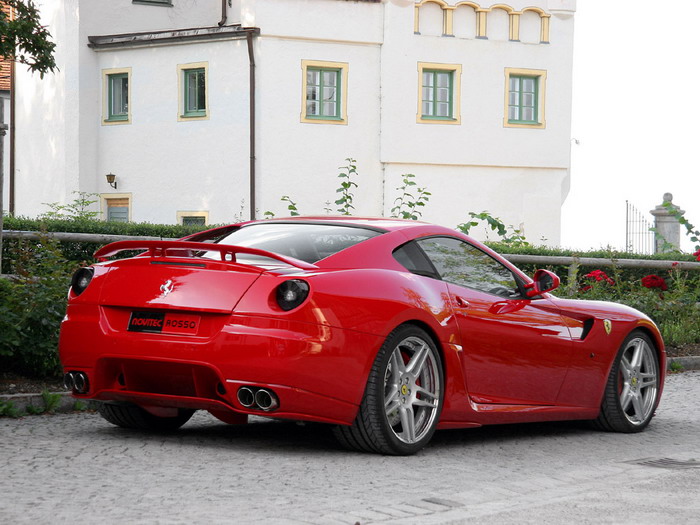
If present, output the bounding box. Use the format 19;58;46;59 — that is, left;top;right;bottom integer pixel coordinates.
12;0;576;244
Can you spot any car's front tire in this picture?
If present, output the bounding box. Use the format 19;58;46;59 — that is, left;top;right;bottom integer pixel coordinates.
97;402;195;431
594;330;661;432
334;325;444;455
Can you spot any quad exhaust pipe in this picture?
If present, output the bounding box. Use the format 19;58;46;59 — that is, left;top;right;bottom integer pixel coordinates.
237;386;279;412
63;371;90;394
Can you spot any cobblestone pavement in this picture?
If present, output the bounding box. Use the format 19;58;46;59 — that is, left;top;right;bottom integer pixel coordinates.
1;372;699;524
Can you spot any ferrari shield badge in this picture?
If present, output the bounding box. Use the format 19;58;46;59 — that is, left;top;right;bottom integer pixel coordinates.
603;319;612;335
160;279;174;297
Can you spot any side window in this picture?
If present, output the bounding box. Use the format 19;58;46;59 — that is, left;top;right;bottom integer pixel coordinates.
392;241;440;279
102;68;131;125
301;60;348;124
178;62;209;121
416;237;520;297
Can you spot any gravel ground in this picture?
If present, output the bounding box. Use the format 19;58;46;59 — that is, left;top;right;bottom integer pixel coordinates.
0;372;698;524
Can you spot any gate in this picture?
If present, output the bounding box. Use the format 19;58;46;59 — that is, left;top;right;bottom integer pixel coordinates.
625;200;655;254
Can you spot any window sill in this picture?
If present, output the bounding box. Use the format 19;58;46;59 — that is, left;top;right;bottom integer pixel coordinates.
301;115;347;125
504;120;545;129
103;117;130;125
179;112;209;122
417;116;461;125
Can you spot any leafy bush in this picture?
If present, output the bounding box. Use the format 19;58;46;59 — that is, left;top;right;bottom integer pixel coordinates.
0;235;76;378
0;216;210;378
2;216;211;272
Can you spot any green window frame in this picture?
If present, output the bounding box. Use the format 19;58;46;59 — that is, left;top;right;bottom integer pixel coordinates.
421;70;454;120
305;67;341;120
107;73;129;122
508;75;539;124
183;68;206;118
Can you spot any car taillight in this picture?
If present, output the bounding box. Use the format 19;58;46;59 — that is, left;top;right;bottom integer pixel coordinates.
71;268;94;296
276;279;309;311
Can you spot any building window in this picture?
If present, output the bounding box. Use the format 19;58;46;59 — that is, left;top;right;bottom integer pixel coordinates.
301;60;348;125
102;68;131;125
508;76;538;123
101;193;132;222
184;68;206;116
177;211;209;226
306;68;340;119
178;63;209;121
106;198;129;222
422;70;453;119
504;68;546;129
417;62;461;124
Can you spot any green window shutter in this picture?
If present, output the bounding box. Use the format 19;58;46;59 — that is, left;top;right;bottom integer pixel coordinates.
305;67;341;120
183;68;206;117
508;75;538;124
108;73;129;121
421;70;453;119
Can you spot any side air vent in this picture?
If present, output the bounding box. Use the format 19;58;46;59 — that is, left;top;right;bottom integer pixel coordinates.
581;318;595;340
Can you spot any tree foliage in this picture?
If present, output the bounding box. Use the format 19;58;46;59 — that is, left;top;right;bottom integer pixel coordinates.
0;0;57;77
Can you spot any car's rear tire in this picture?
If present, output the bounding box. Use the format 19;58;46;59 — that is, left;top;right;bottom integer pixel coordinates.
334;325;444;455
593;330;660;432
97;402;195;431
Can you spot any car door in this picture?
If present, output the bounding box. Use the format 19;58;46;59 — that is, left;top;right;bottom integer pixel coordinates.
415;236;573;405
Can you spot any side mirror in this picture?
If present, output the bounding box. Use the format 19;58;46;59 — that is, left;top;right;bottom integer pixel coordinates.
525;269;560;298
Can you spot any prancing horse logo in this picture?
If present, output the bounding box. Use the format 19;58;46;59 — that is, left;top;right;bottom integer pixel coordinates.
160;280;174;297
603;319;612;335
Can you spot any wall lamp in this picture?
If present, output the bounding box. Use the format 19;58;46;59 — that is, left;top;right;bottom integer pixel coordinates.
106;173;117;189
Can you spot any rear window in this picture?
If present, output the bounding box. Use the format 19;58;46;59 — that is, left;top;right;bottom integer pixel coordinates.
205;223;382;265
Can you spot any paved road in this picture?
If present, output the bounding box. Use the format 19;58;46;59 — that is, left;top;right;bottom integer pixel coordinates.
1;372;699;524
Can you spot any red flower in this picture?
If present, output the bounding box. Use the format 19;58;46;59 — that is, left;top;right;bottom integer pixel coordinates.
694;249;700;261
641;274;668;291
584;269;614;285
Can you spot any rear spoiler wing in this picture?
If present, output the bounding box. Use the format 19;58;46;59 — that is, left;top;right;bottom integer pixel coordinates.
93;240;319;270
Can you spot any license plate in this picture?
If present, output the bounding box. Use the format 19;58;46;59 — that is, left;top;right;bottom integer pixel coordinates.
128;311;200;335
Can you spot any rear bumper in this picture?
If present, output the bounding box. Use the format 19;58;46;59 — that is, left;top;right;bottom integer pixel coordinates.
59;305;382;425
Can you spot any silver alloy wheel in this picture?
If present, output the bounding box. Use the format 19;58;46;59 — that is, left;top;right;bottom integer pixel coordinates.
383;336;441;444
618;336;659;425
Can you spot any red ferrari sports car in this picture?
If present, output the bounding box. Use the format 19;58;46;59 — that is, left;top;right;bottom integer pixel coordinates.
59;217;665;455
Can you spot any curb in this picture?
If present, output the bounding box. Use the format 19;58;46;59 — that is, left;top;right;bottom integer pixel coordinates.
1;358;698;417
667;356;700;372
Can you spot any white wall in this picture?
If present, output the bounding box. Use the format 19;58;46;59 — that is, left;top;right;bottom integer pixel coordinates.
254;37;383;218
14;0;78;217
93;39;251;224
1;94;8;214
377;1;575;242
13;0;575;246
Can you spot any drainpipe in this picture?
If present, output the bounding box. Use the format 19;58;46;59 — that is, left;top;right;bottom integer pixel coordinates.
218;0;227;26
246;29;256;220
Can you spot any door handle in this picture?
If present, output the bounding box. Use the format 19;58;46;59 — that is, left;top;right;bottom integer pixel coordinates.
454;296;469;308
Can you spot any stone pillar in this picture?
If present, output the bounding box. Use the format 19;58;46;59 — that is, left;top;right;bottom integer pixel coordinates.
650;193;684;253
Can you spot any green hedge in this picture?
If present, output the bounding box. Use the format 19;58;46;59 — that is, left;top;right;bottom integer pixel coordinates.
1;216;212;274
485;241;700;290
